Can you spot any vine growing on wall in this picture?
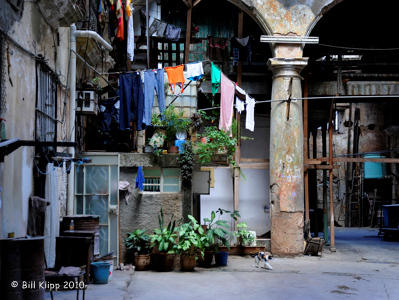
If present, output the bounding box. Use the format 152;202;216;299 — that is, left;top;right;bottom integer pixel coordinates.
178;142;194;189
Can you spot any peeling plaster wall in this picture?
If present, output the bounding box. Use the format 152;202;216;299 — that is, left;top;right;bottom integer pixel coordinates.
311;103;387;227
0;1;71;237
250;0;340;36
119;167;184;263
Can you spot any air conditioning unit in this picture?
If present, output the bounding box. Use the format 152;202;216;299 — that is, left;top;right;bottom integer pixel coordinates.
76;90;97;114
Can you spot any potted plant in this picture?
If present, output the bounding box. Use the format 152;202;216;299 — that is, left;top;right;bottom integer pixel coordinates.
194;126;237;166
150;209;177;271
162;105;191;152
175;215;206;271
125;229;151;271
233;222;256;251
201;208;240;267
178;142;194;189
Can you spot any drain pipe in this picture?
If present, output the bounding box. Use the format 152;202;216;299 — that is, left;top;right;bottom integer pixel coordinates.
67;24;113;215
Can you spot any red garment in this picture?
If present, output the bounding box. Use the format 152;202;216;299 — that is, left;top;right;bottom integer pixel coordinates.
116;0;124;40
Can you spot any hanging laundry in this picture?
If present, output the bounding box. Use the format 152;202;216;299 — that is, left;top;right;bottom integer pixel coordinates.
126;0;134;61
211;62;221;96
245;94;255;132
207;37;229;61
108;1;117;40
116;0;124;40
186;62;204;81
136;167;145;191
165;24;181;41
149;19;168;37
231;36;252;65
235;36;250;47
219;72;235;132
235;84;246;114
164;65;185;94
119;73;145;131
143;69;166;126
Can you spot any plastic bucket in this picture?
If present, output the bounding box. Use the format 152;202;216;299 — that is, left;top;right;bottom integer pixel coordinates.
364;154;385;179
105;259;114;281
91;262;110;284
215;251;228;266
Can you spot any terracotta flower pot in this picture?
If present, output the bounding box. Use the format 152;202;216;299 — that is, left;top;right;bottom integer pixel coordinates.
168;145;179;153
180;255;196;271
151;253;175;271
134;254;151;271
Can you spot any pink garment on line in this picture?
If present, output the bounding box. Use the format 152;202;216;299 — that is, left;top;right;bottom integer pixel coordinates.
219;72;235;132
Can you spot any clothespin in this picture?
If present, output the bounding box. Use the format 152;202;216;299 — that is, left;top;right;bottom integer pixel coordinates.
286;77;292;121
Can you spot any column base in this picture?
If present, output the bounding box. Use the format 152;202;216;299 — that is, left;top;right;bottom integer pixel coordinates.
271;211;304;256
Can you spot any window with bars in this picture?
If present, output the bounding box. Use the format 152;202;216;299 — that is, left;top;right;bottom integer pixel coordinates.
153;38;185;67
35;62;58;147
143;168;180;192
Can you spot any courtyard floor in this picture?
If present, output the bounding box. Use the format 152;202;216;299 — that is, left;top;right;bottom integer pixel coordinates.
47;228;399;300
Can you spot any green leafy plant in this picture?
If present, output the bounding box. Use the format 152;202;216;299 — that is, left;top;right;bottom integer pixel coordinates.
162;105;191;144
175;215;206;258
233;222;255;246
150;209;177;254
194;126;237;166
178;142;194;188
202;208;240;251
125;229;151;254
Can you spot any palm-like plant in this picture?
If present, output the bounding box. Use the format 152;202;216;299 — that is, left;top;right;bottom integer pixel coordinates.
125;229;151;254
175;215;206;258
150;209;177;254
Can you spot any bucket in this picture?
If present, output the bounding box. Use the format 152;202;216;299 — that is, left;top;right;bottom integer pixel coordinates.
91;262;110;284
215;251;228;266
364;154;385;179
105;259;114;281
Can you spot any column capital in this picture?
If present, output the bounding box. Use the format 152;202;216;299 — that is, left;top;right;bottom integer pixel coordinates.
268;57;308;79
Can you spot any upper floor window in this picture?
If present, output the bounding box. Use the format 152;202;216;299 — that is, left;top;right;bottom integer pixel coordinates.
143;168;180;192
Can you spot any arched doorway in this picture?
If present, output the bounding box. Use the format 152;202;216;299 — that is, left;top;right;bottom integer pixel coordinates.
304;0;399;248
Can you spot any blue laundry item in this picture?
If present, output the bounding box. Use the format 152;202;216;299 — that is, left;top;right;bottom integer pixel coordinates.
165;24;181;41
143;69;166;126
175;140;186;153
136;166;145;191
119;73;145;131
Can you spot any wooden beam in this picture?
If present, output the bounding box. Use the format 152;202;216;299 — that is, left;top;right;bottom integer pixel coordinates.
305;165;334;170
239;162;269;169
333;157;399;163
193;0;202;7
329;100;336;251
233;10;244;229
184;0;193;64
304;79;310;223
181;0;192;8
240;158;269;163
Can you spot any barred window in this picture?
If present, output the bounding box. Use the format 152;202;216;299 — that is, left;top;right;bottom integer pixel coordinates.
143;168;180;192
35;61;58;147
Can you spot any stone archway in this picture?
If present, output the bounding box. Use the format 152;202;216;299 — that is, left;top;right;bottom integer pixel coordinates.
225;0;273;35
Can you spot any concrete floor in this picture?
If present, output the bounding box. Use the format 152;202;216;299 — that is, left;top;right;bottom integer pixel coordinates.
47;228;399;300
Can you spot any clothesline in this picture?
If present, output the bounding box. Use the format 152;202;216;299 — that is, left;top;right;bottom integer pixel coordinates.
101;60;212;75
198;94;399;111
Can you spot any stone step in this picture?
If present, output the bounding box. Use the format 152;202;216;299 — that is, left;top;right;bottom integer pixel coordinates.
256;238;271;251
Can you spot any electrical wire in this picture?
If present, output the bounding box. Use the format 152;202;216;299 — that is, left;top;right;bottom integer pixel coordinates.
197;94;399;112
317;43;399;52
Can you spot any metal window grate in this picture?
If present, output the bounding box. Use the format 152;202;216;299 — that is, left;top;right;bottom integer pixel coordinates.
35;62;57;146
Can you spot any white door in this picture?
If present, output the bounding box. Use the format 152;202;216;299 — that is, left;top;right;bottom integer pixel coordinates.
74;153;119;261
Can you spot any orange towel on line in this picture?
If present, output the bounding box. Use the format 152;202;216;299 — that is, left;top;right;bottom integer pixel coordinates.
164;65;185;94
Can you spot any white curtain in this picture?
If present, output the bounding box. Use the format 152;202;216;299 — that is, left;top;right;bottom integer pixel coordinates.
44;163;60;268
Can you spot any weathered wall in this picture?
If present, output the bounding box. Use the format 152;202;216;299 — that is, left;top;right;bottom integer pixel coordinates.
0;1;71;237
119;167;184;263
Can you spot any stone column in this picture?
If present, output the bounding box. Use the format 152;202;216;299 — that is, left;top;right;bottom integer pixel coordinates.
268;57;308;256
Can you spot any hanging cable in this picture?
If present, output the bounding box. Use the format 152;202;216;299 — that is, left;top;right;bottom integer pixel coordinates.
197;94;399;112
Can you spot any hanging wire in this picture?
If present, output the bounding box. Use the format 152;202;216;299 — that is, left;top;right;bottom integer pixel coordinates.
197;94;399;112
